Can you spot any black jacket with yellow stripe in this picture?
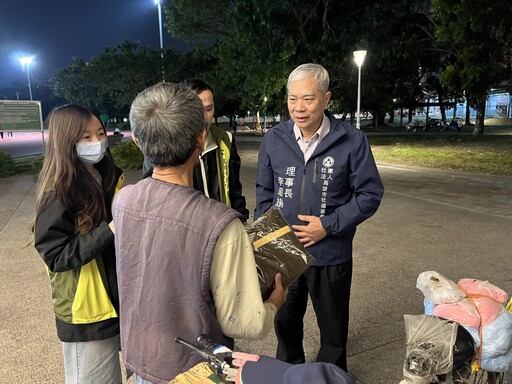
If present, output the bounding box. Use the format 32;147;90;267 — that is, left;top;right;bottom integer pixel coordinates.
142;125;250;222
35;164;124;342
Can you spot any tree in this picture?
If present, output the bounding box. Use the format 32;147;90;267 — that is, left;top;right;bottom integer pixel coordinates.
167;0;368;117
432;0;512;134
167;0;459;128
167;0;233;47
52;58;102;109
53;41;202;116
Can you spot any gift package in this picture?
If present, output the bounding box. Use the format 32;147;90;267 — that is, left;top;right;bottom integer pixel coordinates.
246;207;315;300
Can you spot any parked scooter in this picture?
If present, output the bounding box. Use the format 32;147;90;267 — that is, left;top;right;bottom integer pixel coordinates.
438;119;464;133
406;120;425;132
425;118;445;132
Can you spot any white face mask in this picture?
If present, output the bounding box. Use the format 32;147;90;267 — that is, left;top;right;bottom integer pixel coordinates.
76;138;108;165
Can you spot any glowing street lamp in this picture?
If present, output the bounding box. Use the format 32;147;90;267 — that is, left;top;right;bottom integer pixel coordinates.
19;56;34;100
353;50;367;129
263;96;268;129
154;0;165;81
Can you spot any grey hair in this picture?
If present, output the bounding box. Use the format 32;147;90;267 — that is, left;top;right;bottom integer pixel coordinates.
287;63;330;94
129;83;205;167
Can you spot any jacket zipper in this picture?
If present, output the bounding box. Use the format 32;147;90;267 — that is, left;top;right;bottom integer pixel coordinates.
300;166;306;215
312;158;319;183
199;156;210;198
300;157;319;215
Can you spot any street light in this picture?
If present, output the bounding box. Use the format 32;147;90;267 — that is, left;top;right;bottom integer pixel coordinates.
154;0;165;81
263;96;268;129
353;50;367;129
19;56;34;100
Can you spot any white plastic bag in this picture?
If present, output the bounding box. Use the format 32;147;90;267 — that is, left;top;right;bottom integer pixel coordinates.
402;314;458;383
416;271;465;305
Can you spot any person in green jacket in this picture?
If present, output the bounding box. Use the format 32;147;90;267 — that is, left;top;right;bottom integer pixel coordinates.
142;79;249;222
33;104;124;383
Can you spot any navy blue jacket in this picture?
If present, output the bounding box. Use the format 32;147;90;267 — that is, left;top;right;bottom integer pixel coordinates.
255;112;384;266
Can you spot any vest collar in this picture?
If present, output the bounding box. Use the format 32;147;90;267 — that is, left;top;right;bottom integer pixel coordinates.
201;129;218;156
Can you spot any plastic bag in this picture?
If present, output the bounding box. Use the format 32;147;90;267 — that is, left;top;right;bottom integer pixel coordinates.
433;298;481;329
481;347;512;373
464;310;512;371
457;278;509;304
402;315;458;384
507;298;512;313
246;206;315;300
434;296;505;329
416;271;465;305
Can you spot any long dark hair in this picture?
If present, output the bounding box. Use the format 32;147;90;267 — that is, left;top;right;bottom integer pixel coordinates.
35;104;116;234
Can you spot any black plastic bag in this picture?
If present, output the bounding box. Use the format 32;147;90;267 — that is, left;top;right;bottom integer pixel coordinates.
247;206;315;300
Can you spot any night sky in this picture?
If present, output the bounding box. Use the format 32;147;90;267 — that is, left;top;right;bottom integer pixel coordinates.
0;0;184;91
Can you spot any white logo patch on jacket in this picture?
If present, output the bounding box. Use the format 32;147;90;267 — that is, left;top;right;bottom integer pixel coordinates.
322;156;335;168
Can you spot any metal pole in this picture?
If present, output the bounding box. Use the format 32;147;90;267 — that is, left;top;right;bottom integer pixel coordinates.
26;65;33;101
356;66;362;129
157;2;165;82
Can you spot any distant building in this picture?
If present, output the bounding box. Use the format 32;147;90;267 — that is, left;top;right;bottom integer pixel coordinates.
426;89;511;119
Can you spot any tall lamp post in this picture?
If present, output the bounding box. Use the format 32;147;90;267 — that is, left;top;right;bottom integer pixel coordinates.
154;0;165;82
19;56;34;100
353;50;367;129
263;96;268;129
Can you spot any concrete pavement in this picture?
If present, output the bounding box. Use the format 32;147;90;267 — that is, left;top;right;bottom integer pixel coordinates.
0;130;132;158
0;131;47;158
1;134;511;383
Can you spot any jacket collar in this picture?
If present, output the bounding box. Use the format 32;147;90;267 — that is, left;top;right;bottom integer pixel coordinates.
201;129;218;156
278;111;347;161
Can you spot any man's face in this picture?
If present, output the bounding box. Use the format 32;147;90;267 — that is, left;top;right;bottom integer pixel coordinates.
287;77;331;135
198;89;215;129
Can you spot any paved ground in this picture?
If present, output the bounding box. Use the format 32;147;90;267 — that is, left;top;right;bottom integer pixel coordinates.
0;131;47;157
1;133;511;383
0;130;133;158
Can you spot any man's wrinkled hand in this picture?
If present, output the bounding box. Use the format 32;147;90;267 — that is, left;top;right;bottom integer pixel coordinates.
265;273;287;311
291;214;327;247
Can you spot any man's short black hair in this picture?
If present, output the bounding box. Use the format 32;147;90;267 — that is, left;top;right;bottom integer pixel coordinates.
181;78;214;95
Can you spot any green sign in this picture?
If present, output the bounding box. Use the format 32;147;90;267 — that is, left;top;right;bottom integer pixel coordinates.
0;100;43;132
100;114;109;124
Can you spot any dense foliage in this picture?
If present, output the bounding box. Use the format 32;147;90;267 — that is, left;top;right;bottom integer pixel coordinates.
0;152;16;178
49;0;511;134
110;140;144;170
52;41;206;118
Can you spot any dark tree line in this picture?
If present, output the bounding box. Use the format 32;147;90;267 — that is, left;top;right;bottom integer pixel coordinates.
50;0;511;134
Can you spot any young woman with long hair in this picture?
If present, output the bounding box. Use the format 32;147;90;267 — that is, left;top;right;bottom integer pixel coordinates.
33;104;124;383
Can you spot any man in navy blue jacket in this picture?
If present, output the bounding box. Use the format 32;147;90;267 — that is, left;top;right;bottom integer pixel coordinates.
255;63;384;371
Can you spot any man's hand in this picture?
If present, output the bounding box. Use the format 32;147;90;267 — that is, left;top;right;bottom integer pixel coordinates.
291;214;327;247
265;273;287;311
232;352;260;384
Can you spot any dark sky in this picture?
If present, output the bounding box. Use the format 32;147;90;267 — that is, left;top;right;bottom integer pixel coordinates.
0;0;184;93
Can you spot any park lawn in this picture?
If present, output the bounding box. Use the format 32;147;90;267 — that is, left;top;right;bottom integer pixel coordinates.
369;134;512;176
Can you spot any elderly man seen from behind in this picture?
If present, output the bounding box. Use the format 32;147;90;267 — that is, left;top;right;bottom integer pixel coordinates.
112;83;286;383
